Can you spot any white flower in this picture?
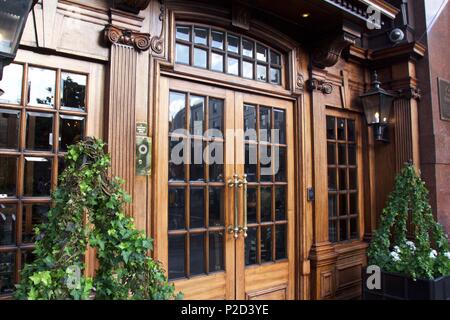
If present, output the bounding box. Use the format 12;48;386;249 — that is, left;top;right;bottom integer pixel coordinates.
390;251;401;262
444;252;450;259
394;246;401;253
429;250;438;259
406;241;416;251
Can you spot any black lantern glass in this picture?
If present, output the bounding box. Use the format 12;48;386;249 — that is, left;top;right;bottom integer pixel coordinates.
360;72;395;142
0;0;36;80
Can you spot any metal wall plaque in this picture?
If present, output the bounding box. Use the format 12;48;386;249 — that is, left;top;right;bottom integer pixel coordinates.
136;122;148;136
439;78;450;121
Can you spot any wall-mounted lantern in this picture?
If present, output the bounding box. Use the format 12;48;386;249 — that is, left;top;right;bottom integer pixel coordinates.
0;0;37;83
360;72;396;142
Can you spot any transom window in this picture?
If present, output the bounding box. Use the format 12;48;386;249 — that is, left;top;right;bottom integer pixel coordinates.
326;116;359;243
175;24;283;85
0;63;87;296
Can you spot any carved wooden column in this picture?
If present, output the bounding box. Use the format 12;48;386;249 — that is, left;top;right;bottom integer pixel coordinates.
104;11;151;214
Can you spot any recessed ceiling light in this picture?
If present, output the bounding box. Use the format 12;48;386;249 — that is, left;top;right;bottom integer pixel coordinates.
302;13;310;18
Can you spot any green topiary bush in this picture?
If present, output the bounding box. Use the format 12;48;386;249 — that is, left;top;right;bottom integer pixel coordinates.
368;163;450;280
15;137;181;300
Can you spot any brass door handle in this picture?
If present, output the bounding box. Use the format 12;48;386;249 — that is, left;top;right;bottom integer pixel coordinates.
239;174;248;238
227;174;240;239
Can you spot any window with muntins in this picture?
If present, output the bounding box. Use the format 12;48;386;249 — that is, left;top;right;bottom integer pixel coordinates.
175;24;283;85
326;115;359;243
0;63;87;296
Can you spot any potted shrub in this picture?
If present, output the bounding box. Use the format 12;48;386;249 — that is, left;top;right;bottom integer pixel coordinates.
365;163;450;300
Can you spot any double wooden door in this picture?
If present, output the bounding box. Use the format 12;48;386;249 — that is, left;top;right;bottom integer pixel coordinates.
154;77;294;300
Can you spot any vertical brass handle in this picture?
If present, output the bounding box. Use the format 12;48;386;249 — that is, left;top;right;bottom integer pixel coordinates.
241;174;248;238
227;174;240;239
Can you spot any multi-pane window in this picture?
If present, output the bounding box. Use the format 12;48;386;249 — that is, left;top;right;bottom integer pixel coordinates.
326;116;359;243
175;24;283;85
244;104;287;265
0;63;87;296
168;90;225;280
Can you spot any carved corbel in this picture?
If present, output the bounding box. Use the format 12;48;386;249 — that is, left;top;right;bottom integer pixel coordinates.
296;73;305;92
104;24;152;51
312;32;357;69
397;87;421;100
307;78;333;94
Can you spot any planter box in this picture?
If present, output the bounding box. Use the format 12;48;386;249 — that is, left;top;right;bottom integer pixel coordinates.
362;269;450;300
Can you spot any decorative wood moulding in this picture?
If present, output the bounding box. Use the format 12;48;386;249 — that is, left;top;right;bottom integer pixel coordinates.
312;32;357;69
105;24;152;51
296;73;305;92
397;87;421;100
113;0;151;14
232;1;251;30
307;78;333;94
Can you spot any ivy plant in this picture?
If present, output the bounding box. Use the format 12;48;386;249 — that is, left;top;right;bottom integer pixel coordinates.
368;163;450;280
15;137;181;300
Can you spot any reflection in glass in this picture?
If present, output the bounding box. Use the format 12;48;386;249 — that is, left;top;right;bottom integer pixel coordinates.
242;39;254;58
22;204;50;243
270;68;281;84
261;226;272;262
256;44;267;61
60;72;87;110
0;109;20;149
350;218;358;238
0;63;23;105
208;98;223;135
270;51;281;65
209;187;223;226
328;194;337;218
260;187;272;222
339;168;347;190
168;188;185;230
244;104;256;136
190;140;204;181
0;204;16;245
194;28;208;45
168;235;185;279
328;168;337;191
26;112;53;151
245;144;257;182
227;34;239;53
169;137;185;181
347;120;355;142
21;250;36;269
59;115;84;151
338;143;346;165
276;224;287;260
211;31;224;49
0;252;15;295
259;107;271;142
326;116;336;140
227;57;239;75
24;157;52;197
58;157;66;178
273;109;285;144
208;142;223;181
190;187;205;228
209;232;224;272
348;144;356;166
176;26;190;41
243;60;253;79
337;118;346;140
349;168;357;190
275;187;286;220
211;52;224;72
257;64;267;82
28;67;55;107
194;48;207;69
169;91;186;132
190;233;205;276
247;187;257;224
190;96;205;136
245;227;257;266
175;43;190;64
0;157;17;197
329;221;337;242
327;143;336;165
260;145;272;182
275;147;286;182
